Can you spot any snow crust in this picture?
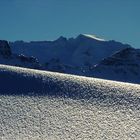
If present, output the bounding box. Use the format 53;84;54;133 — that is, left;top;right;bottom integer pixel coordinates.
0;64;140;139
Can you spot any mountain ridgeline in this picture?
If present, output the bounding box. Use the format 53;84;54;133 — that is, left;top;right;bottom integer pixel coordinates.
0;34;139;84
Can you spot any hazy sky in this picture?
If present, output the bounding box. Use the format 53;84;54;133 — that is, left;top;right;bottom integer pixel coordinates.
0;0;139;48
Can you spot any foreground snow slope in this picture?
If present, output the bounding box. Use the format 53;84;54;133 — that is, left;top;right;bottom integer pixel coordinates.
0;65;140;140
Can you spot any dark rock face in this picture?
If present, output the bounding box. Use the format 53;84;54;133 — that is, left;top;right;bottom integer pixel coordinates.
99;47;140;67
90;47;140;83
112;47;136;60
0;40;12;57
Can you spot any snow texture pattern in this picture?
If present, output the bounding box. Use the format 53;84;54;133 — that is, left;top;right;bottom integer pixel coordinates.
0;65;140;140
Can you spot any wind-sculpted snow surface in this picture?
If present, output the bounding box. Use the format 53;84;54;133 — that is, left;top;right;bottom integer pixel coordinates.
0;65;140;139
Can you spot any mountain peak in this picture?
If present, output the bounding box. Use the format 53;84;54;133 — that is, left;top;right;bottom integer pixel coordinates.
56;36;67;42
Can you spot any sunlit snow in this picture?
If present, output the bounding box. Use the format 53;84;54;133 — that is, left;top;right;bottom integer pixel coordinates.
83;34;105;41
0;64;140;139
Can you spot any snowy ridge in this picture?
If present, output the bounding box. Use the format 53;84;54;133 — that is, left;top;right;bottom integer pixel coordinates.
0;64;140;139
82;34;105;41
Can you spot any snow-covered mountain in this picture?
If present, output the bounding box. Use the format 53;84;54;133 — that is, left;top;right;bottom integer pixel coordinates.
91;47;140;84
0;64;140;139
10;34;129;72
1;34;140;84
0;40;40;69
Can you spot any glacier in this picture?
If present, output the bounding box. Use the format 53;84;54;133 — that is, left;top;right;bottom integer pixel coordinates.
0;64;140;139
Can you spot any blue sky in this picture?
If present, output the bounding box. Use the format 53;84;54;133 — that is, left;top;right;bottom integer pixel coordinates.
0;0;139;48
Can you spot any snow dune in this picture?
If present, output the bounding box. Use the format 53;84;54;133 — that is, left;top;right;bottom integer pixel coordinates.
0;64;140;139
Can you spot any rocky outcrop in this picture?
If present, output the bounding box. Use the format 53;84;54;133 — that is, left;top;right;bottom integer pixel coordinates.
0;40;12;57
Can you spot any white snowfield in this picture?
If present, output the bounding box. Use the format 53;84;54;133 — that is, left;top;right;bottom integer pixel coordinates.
82;34;105;41
0;64;140;140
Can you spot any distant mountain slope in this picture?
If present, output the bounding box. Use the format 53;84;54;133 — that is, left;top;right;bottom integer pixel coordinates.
10;34;129;67
91;47;140;84
0;64;140;139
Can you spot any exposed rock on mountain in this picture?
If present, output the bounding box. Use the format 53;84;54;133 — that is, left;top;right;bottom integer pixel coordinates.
91;47;140;83
0;40;11;57
0;40;40;69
